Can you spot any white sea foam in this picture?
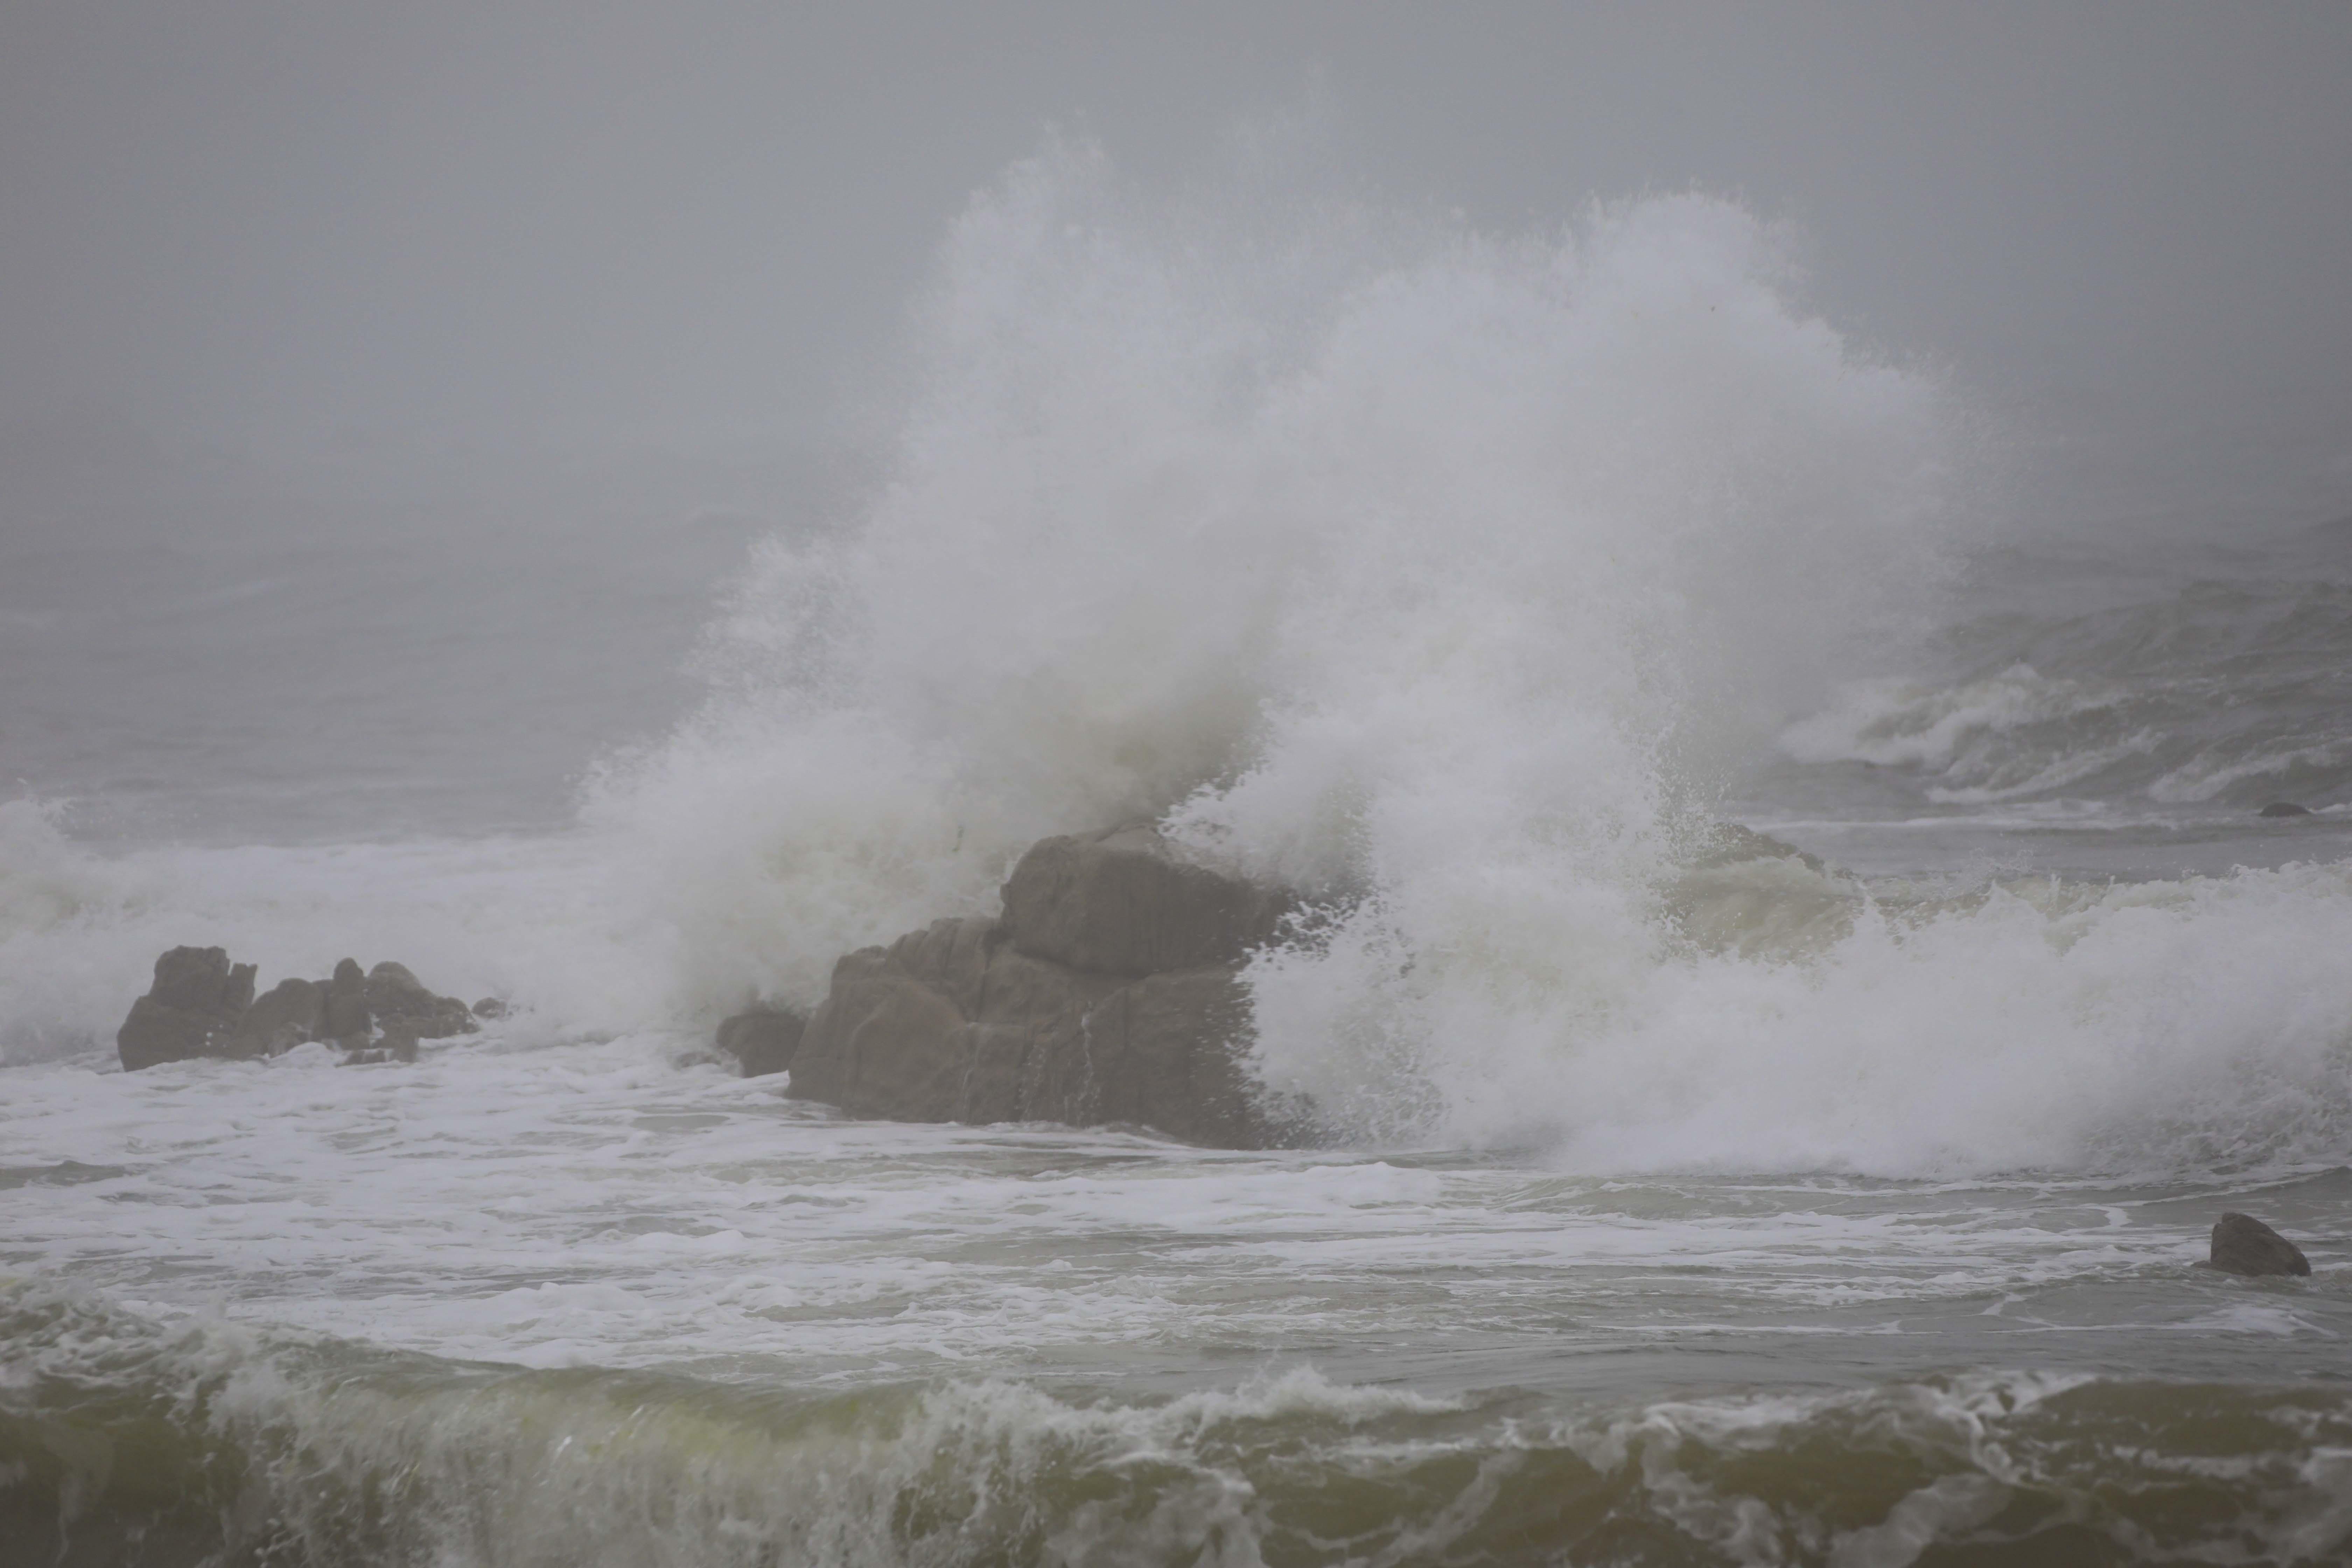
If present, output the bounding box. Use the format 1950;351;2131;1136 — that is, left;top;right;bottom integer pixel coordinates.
567;139;2352;1178
602;147;2352;1175
16;139;2352;1182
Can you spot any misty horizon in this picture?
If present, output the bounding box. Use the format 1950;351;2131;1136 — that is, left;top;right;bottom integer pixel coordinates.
5;3;2350;536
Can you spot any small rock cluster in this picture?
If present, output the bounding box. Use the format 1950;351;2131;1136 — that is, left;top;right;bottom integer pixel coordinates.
117;946;493;1070
720;824;1307;1148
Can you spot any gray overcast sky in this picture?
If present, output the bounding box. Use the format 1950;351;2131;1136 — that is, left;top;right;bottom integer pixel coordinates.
5;2;2350;524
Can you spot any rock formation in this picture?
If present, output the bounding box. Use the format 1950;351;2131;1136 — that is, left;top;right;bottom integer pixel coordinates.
116;947;258;1070
2258;801;2314;818
2208;1211;2311;1277
782;825;1303;1147
116;948;479;1069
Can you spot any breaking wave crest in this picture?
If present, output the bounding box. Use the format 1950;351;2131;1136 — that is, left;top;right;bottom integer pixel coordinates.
1780;576;2352;809
7;1282;2349;1568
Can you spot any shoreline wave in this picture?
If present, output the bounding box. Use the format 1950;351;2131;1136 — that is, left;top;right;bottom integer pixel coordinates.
6;1281;2347;1568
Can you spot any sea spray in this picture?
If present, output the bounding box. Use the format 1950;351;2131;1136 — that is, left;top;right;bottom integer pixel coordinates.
595;140;2352;1171
591;139;1960;1063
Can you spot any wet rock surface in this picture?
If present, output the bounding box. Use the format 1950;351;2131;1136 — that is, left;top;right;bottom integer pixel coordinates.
2209;1211;2311;1277
117;948;479;1069
786;826;1304;1147
1000;824;1292;976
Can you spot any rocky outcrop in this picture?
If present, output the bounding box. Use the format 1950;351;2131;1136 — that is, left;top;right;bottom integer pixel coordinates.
2258;801;2314;818
117;947;258;1070
2209;1211;2311;1277
785;825;1302;1147
117;948;479;1070
716;1005;805;1077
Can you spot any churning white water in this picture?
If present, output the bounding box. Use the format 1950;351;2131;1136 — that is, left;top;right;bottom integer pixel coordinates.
5;142;2351;1567
578;143;2350;1177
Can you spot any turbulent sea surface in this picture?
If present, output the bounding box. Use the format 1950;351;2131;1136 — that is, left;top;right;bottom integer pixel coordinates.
6;160;2351;1565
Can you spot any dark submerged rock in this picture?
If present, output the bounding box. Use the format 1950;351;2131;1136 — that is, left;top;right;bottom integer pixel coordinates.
2258;802;2314;818
471;997;510;1020
2209;1211;2310;1277
715;1005;805;1077
788;826;1304;1147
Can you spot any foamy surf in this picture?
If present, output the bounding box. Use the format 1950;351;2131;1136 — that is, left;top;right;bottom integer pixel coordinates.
8;131;2352;1568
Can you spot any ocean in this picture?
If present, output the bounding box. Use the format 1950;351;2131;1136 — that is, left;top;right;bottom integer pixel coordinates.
5;164;2349;1566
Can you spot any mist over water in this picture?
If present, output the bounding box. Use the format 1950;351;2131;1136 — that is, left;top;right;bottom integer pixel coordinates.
7;110;2352;1566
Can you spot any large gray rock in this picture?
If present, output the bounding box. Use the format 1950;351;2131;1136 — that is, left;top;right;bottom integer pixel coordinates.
2210;1212;2310;1277
1000;824;1289;976
787;828;1303;1146
789;918;1013;1122
117;947;256;1070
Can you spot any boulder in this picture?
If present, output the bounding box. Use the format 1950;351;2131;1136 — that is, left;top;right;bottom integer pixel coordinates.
226;978;328;1057
2258;802;2314;818
116;947;257;1070
790;918;1009;1121
715;1005;806;1077
1000;824;1290;975
2209;1211;2310;1277
788;827;1304;1146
